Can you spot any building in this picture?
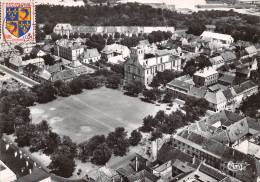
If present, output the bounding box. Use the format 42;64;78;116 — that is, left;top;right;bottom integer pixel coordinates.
80;48;101;64
193;67;219;87
15;43;36;54
101;44;130;64
204;90;227;112
205;24;216;32
70;25;175;37
0;160;17;182
54;39;84;61
53;23;73;37
9;56;45;73
209;56;224;69
124;47;177;87
220;52;237;63
200;31;234;45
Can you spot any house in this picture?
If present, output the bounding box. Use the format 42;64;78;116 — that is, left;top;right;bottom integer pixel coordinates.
0;160;17;182
80;48;101;64
9;56;45;73
209;56;224;69
200;31;234;45
218;74;236;87
204;90;227;112
0;44;19;58
51;69;77;83
124;47;178;87
15;43;36;55
245;46;258;57
23;64;39;80
193;67;219;87
101;44;130;64
233;80;258;103
220;51;237;63
54;39;85;61
30;47;47;57
181;42;200;53
53;23;72;37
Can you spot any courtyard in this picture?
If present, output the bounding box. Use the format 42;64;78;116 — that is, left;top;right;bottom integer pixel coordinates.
30;87;181;143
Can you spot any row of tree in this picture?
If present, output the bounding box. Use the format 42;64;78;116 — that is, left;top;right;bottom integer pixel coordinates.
140;97;209;136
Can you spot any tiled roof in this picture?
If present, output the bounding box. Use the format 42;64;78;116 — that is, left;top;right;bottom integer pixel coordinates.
222;88;235;100
188;87;207;99
218;74;235;84
127;169;159;182
204;90;227;104
245;46;257;55
14;167;49;182
52;69;77;82
167;80;192;91
246;117;260;131
220;52;237;62
101;44;128;54
233;80;257;94
201;31;233;42
202;139;227;157
209;56;224;65
198;162;227;181
226;118;249;143
157;142;179;163
116;161;136;177
82;48;100;59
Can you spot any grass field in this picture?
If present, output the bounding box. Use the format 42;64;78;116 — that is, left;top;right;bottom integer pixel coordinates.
30;87;178;143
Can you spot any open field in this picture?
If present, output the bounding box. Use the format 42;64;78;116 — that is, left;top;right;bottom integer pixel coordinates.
30;87;180;143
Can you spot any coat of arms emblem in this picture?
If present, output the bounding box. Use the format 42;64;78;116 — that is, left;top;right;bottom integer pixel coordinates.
6;7;31;38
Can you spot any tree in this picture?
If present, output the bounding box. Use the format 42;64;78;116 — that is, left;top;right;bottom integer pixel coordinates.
183;60;197;76
43;23;54;35
151;70;182;87
150;129;162;141
80;33;85;38
49;153;76;178
140;115;158;132
107;35;115;45
106;127;130;156
142;88;162;102
163;92;175;103
44;131;61;155
15;124;36;147
91;143;112;165
78;135;106;162
107;75;121;89
54;80;71;97
186;19;206;36
36;27;46;42
125;80;145;96
51;33;62;42
60;136;78;159
63;34;68;39
114;32;120;39
103;33;108;39
74;32;79;38
129;130;142;146
68;77;85;94
111;64;124;75
42;54;55;66
32;83;57;103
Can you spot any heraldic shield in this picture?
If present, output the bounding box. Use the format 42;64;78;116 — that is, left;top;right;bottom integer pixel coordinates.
6;7;31;38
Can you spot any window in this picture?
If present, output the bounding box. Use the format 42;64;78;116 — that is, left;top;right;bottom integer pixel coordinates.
128;66;130;71
138;69;140;75
160;57;162;63
147;70;149;74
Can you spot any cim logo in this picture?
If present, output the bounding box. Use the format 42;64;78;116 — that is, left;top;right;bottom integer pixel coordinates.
227;161;250;171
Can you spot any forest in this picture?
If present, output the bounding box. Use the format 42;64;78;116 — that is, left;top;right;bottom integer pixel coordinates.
36;4;260;43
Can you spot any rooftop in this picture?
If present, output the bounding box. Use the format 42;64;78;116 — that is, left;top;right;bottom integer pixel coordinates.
194;67;218;77
201;31;233;42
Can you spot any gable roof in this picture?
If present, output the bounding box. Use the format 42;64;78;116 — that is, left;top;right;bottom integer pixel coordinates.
82;48;100;59
127;169;159;182
188;87;207;99
167;80;192;91
209;56;224;65
52;69;77;82
204;90;227;104
218;74;235;84
201;31;233;42
23;63;38;74
220;52;237;62
14;168;49;182
245;46;257;55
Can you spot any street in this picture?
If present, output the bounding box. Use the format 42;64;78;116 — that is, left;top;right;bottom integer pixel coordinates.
0;64;39;87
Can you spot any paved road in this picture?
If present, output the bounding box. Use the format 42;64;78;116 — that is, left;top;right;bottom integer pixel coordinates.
0;64;39;87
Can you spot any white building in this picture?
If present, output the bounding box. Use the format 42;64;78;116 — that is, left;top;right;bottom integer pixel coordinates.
200;31;234;45
53;23;73;37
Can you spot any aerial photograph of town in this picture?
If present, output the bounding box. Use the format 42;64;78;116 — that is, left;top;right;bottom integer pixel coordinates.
0;0;260;181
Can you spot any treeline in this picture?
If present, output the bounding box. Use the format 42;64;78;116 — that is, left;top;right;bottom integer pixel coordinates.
36;3;179;26
139;97;209;139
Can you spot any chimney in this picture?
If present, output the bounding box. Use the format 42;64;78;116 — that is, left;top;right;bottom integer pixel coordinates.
135;154;138;172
